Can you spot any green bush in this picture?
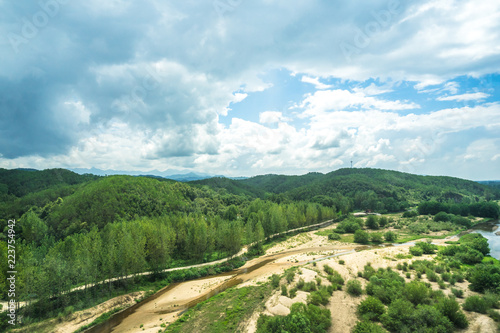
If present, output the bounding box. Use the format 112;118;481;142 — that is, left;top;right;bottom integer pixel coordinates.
362;264;377;280
404;281;429;305
415;241;437;254
307;286;333;306
381;299;454;333
271;274;281;288
434;211;451;222
256;303;331;333
281;285;288;297
463;295;489;314
289;287;297;299
409;246;424;256
366;215;379;230
451;288;463;298
286;269;296;283
347;280;363;296
354;230;370;244
352;320;386;333
402;210;418;218
467;264;500;293
326;271;344;286
384;231;397;242
324;265;334;276
328;233;341;241
358;296;386;321
378;217;388;228
488;309;500;322
435;297;469;329
370;233;383;244
302;281;318;292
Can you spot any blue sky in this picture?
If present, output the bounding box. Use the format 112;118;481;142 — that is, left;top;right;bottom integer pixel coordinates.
0;0;499;180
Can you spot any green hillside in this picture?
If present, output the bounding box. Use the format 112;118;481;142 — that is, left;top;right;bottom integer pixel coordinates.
0;168;97;198
189;177;266;198
240;172;324;194
237;168;499;212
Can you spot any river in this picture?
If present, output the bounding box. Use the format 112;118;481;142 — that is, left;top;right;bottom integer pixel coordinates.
471;220;500;259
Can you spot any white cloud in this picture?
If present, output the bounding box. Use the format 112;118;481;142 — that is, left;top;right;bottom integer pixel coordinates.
300;89;419;116
301;76;332;90
259;111;291;124
437;92;490;102
352;83;394;96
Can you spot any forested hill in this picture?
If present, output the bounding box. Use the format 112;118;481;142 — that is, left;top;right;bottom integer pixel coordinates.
236;168;499;212
189;177;266;198
0;168;98;198
285;168;498;201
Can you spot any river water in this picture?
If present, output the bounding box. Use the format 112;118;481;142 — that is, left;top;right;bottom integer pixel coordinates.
471;220;500;259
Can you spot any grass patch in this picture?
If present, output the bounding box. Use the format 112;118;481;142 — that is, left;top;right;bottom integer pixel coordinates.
165;284;274;333
74;307;124;332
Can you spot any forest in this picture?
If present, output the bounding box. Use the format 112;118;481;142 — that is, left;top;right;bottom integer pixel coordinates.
0;167;499;331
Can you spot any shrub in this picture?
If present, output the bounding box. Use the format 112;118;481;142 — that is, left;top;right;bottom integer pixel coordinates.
409;246;424;256
347;280;363;296
436;297;469;329
302;281;318;292
426;269;438;282
467;264;500;293
382;300;454;333
326;271;344;286
404;281;429;305
362;264;377;280
366;215;379;230
286;269;295;283
438;280;446;289
451;288;463;298
353;320;386;333
488;309;500;322
328;233;341;241
296;278;305;290
324;265;334;276
454;247;484;265
316;277;322;287
307;286;333;306
281;285;288;297
402;210;418;218
289;287;297;299
271;274;280;288
384;231;397;242
358;296;386;321
378;217;388;228
354;230;370;244
463;295;489;314
339;259;345;265
415;241;437;254
434;211;451;222
370;233;383;244
256;303;331;333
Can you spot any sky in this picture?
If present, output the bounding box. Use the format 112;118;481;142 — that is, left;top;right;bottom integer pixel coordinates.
0;0;499;180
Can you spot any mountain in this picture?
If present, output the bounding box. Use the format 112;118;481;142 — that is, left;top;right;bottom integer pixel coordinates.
71;168;218;182
237;168;500;211
189;177;266;198
0;168;98;198
478;180;500;190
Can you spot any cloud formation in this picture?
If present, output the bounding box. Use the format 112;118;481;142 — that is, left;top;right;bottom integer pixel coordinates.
0;0;499;179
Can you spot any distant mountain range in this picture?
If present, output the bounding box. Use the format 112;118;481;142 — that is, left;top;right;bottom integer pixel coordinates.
69;167;247;182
